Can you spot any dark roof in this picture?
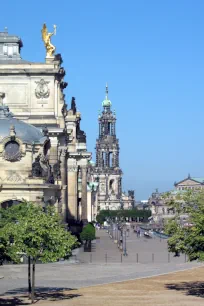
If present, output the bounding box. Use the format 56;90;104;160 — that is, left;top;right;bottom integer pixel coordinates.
0;105;44;144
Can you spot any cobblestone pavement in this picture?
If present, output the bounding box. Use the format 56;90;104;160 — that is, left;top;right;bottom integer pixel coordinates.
0;229;202;295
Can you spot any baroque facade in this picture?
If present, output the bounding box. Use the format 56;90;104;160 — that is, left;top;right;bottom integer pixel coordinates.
0;28;93;224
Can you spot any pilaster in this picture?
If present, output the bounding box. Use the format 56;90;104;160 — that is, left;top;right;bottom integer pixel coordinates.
67;159;78;220
81;165;88;222
60;148;67;222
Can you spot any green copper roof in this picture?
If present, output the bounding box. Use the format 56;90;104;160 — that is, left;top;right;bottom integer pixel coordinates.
102;98;111;107
102;83;111;107
191;177;204;183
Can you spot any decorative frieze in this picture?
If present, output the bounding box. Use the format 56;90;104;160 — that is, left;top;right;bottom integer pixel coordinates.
1;171;25;183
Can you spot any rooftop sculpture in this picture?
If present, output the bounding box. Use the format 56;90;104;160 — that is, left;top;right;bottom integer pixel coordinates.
41;23;56;58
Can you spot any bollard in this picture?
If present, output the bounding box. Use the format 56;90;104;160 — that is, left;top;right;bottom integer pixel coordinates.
168;253;170;263
152;253;154;263
121;253;123;263
185;254;187;263
105;253;107;264
136;253;138;263
90;253;92;263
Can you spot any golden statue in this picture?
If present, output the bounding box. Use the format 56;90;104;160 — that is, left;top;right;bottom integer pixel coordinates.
41;23;57;58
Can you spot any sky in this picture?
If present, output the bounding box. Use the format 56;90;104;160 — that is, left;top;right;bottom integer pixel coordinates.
1;0;204;200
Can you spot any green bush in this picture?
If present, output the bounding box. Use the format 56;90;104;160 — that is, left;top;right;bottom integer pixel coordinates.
80;224;96;242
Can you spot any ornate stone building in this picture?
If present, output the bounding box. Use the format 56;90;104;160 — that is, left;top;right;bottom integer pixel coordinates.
92;85;123;211
0;27;91;224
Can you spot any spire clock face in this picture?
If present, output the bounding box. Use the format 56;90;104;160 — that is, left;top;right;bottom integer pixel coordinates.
5;141;20;159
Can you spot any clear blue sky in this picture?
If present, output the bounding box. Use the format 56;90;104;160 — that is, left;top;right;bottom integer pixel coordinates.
1;1;204;200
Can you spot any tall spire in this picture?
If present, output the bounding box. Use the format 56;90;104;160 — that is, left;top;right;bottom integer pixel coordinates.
102;83;111;108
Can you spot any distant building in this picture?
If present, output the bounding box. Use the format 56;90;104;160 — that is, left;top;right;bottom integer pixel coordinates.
91;85;136;213
175;174;204;190
92;85;123;211
122;190;135;210
148;189;175;223
148;185;190;224
135;200;150;210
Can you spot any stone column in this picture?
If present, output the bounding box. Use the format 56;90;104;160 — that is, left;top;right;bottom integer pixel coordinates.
49;137;58;168
111;123;114;136
105;151;109;167
115;150;119;167
101;151;104;168
113;122;116;136
96;149;99;167
67;160;78;220
60;149;67;221
81;166;88;223
112;151;116;168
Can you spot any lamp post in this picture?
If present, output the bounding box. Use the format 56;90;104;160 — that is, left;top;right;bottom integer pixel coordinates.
123;229;128;256
119;227;123;249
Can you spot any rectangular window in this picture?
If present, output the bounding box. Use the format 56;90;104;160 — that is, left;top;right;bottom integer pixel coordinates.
8;46;13;57
3;44;8;55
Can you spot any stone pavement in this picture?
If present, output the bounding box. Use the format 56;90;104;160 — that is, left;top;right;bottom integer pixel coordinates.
76;228;187;264
0;229;202;296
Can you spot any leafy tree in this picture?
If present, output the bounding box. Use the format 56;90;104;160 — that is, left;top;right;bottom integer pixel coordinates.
165;190;204;261
96;209;151;224
0;203;32;265
80;223;96;250
0;202;77;303
96;213;106;224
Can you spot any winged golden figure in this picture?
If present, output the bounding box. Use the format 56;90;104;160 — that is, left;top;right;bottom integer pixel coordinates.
41;23;56;58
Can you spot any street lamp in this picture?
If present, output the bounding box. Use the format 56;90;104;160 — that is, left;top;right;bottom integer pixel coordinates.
123;229;128;256
119;227;123;249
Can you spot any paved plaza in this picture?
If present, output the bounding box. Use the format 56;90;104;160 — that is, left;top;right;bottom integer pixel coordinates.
0;229;202;296
77;228;188;264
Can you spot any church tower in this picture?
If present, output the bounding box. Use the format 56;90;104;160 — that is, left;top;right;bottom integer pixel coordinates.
93;84;122;210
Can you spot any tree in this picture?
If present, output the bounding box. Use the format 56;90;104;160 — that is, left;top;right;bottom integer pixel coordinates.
0;202;77;303
80;223;96;251
96;209;151;224
0;203;32;265
165;190;204;261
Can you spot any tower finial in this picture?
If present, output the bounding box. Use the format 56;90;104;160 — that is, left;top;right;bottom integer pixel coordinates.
105;83;108;99
102;83;111;107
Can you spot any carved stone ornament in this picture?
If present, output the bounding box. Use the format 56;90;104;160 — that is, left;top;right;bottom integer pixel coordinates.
100;182;106;193
3;171;25;183
2;140;22;162
35;79;50;99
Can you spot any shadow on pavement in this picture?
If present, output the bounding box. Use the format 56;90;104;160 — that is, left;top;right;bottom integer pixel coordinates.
0;287;81;305
166;282;204;298
0;297;29;305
